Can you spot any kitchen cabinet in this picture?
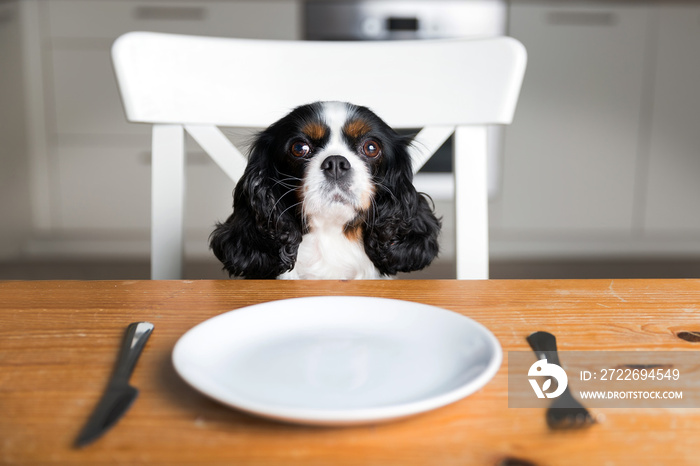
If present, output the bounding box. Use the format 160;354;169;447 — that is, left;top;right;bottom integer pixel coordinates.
494;4;649;235
493;3;700;258
644;5;700;234
55;140;237;233
22;0;298;256
0;1;32;258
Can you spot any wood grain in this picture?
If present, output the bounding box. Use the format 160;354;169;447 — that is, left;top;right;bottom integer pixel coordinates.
1;279;700;465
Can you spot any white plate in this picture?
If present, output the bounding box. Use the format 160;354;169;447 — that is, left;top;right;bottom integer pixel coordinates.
172;296;501;425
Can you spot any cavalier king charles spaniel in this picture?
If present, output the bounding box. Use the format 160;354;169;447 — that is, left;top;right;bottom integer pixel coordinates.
210;101;441;279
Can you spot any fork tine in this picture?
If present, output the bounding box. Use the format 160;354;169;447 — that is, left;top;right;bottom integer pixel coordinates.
548;410;595;429
546;384;595;429
527;331;596;430
547;405;595;429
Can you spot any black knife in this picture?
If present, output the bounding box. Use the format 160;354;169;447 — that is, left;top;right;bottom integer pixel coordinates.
75;321;154;447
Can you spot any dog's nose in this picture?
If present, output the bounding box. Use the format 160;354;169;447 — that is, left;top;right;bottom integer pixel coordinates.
321;155;351;181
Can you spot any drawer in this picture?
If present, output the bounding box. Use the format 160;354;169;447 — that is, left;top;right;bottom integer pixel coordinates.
51;48;149;136
47;0;298;40
56;142;237;234
644;6;700;233
56;144;151;232
498;4;648;233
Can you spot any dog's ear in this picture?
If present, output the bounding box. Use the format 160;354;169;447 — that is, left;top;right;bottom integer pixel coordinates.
209;132;302;279
363;142;441;276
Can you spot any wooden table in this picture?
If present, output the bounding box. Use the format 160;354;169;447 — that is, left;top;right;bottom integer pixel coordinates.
2;279;700;465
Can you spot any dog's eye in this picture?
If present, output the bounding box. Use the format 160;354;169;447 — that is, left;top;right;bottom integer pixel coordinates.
290;141;311;158
362;140;381;158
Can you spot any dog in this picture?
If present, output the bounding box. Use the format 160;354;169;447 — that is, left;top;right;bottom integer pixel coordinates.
210;101;441;279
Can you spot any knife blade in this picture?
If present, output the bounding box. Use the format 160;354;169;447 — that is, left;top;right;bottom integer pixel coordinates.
75;321;154;447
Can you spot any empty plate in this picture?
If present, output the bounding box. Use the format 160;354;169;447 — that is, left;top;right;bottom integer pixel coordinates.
172;296;501;425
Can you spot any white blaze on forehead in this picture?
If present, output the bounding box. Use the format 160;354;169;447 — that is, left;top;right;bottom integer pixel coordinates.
321;101;352;150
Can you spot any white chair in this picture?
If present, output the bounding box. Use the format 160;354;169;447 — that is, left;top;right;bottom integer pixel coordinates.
111;32;526;280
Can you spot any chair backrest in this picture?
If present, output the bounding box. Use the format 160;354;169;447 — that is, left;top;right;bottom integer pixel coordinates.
113;31;524;128
111;32;526;279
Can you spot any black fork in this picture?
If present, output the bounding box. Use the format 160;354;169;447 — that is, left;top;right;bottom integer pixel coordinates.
526;331;596;430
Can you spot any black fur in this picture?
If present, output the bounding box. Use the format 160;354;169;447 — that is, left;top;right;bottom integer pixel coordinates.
210;102;441;279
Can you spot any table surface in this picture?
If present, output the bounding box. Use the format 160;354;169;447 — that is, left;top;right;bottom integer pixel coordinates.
2;279;700;465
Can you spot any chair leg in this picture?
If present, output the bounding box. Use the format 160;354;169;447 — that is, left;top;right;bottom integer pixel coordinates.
454;126;489;279
151;124;185;280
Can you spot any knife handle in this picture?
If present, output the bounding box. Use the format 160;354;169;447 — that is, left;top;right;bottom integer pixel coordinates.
112;322;154;383
526;331;562;367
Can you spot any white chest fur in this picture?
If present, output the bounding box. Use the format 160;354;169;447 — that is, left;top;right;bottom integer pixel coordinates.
279;220;383;280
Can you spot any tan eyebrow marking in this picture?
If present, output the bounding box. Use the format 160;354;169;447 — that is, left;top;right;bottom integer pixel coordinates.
301;122;327;140
344;119;372;139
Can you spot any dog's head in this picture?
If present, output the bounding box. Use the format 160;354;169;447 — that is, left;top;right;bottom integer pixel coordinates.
210;101;441;278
